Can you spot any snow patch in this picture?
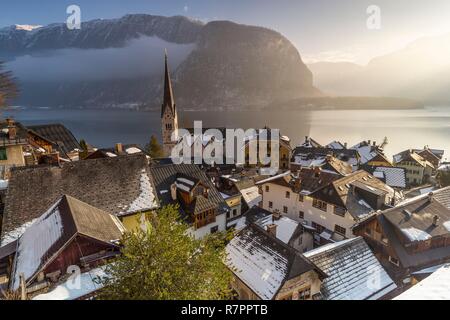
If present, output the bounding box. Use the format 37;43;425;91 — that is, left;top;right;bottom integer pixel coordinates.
401;228;432;241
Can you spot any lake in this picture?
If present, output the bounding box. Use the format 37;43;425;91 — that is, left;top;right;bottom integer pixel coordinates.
3;106;449;161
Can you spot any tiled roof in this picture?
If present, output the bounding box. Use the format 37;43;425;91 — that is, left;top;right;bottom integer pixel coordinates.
1;154;158;245
226;224;323;300
27;124;81;154
304;237;396;300
10;195;124;290
364;166;406;188
383;186;450;242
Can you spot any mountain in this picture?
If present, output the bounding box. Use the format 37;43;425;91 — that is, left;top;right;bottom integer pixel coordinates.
309;33;450;103
0;14;320;110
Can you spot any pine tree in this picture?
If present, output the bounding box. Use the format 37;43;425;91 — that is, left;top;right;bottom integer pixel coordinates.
96;205;233;300
146;135;165;158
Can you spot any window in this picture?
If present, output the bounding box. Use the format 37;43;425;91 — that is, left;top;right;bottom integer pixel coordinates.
286;191;290;199
298;287;311;300
283;206;288;214
312;198;327;212
298;194;304;202
334;224;346;236
299;211;304;219
312;222;325;234
298;236;303;245
389;256;399;266
333;206;346;217
0;147;7;160
210;226;219;234
226;212;230;219
265;186;270;192
232;209;237;217
268;201;273;209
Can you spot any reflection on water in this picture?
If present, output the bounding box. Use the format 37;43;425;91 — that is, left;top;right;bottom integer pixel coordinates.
4;106;449;160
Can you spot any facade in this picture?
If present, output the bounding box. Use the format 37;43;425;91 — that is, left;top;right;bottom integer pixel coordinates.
161;52;179;157
0;119;27;177
393;151;434;187
258;169;397;242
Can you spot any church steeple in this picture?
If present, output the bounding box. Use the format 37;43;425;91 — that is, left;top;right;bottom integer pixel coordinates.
161;50;179;156
162;49;176;118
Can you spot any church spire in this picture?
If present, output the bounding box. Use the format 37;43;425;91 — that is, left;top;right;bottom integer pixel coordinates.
162;49;175;118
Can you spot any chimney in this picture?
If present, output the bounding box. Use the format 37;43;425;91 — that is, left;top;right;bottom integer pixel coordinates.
266;224;278;238
367;140;371;146
326;154;333;161
170;183;177;201
272;210;281;221
373;141;376;146
428;192;434;202
344;142;348;149
314;166;321;177
115;143;123;154
6;118;16;140
432;215;440;227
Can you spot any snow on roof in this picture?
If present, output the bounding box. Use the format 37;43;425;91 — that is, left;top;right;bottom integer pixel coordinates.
394;264;450;300
326;141;344;149
12;202;63;290
443;221;450;232
255;215;299;244
226;227;289;300
125;147;142;155
119;169;158;215
305;237;396;300
240;186;262;208
105;152;117;157
401;227;432;241
373;171;385;179
0;179;8;190
1;218;38;246
33;266;108;300
438;164;450;172
256;171;291;185
373;167;406;188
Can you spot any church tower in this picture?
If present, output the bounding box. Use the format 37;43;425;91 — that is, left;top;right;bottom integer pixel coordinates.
161;50;179;156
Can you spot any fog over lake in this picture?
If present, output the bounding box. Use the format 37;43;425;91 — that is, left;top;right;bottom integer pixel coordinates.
4;106;449;161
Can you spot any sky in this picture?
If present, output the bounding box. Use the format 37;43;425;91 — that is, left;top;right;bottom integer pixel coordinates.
2;0;450;64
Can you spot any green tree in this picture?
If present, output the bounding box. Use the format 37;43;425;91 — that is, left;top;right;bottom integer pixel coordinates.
0;61;18;108
146;135;165;158
96;205;233;300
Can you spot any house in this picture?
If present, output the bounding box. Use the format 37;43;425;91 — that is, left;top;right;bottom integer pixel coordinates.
27;123;81;160
84;143;145;160
325;140;347;150
362;165;407;189
353;187;450;282
291;145;360;171
225;223;326;300
351;140;392;167
258;169;397;242
393;150;434;186
301;136;323;148
0;154;159;246
416;148;442;169
304;237;397;300
226;205;272;231
149;163;229;238
291;154;353;176
4;195;125;299
0;119;28;177
393;264;450;300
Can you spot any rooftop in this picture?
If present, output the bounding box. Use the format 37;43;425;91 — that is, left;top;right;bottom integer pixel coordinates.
304;237;397;300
